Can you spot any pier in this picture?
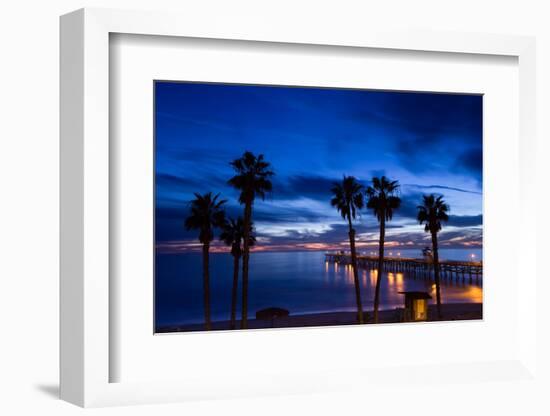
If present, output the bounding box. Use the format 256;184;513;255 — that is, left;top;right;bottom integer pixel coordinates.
325;252;482;283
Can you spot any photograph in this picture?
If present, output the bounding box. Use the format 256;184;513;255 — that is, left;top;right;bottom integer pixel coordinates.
154;81;483;333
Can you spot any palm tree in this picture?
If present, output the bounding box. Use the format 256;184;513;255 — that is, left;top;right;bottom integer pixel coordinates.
228;151;274;329
220;217;255;330
330;176;365;324
366;176;401;323
184;192;226;330
417;194;449;319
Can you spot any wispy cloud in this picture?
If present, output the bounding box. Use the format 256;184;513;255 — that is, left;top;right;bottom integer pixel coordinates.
155;82;483;252
404;183;482;195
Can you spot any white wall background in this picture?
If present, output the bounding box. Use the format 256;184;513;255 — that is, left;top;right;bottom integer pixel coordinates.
1;1;549;414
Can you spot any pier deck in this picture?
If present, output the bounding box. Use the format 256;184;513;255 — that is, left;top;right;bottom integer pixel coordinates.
325;252;482;282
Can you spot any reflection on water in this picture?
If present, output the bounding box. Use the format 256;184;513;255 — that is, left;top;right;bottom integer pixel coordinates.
155;250;483;326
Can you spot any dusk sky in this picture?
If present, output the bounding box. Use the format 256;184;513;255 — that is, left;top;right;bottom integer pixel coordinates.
155;82;482;254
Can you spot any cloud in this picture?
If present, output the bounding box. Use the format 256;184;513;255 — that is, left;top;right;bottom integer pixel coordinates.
154;84;483;253
404;183;482;195
156;173;208;191
272;175;337;201
438;228;483;247
156;172;233;200
350;92;482;138
447;215;483;227
157;223;483;253
452;147;483;184
390;192;482;228
347;93;482;182
253;206;328;225
394;191;426;220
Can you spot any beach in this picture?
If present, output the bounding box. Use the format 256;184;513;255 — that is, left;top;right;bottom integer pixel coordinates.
157;302;482;333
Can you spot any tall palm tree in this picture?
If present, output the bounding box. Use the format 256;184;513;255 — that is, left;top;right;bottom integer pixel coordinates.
330;175;365;324
219;217;255;330
366;176;401;323
228;151;274;329
184;192;226;330
417;194;449;319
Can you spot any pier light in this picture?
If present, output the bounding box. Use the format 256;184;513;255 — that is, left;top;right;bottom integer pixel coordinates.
470;253;476;259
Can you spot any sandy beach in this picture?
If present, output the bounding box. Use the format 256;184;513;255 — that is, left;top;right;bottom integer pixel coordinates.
156;302;482;333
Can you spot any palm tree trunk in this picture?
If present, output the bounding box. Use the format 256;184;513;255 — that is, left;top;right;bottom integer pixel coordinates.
230;253;240;330
202;242;212;330
373;217;385;323
347;216;364;324
241;202;252;329
431;232;442;319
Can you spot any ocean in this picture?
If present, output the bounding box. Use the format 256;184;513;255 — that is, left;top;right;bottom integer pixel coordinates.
155;248;483;327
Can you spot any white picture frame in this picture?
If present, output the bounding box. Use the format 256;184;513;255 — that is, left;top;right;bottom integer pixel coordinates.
60;7;537;408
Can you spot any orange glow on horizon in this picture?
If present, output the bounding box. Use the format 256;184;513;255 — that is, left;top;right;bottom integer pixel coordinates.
156;240;483;254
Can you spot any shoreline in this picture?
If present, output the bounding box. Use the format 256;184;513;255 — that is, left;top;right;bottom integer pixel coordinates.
156;302;482;333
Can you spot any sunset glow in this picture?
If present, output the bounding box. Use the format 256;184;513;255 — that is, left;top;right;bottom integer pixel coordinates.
155;83;482;254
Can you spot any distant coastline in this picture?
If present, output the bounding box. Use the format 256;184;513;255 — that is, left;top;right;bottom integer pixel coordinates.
156;247;483;261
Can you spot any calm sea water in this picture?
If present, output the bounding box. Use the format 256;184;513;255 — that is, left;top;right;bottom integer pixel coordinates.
155;249;483;327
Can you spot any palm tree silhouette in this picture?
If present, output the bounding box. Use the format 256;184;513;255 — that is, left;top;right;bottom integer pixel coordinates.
228;151;274;329
184;192;226;330
417;194;449;319
330;175;365;324
366;176;401;324
220;217;255;330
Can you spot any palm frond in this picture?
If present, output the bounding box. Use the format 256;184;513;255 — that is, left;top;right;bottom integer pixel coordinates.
228;151;274;205
330;176;363;221
416;193;450;234
184;192;227;244
366;176;401;223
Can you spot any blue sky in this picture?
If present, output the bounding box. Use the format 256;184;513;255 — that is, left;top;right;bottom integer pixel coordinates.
155;82;482;253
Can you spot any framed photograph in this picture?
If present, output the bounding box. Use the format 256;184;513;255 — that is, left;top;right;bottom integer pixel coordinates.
60;8;537;408
153;81;483;334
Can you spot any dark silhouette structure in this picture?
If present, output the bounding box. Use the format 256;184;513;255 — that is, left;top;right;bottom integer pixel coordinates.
256;307;290;327
220;217;255;330
184;192;226;330
417;194;450;319
330;176;365;324
228;152;274;329
366;176;401;323
399;291;431;322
